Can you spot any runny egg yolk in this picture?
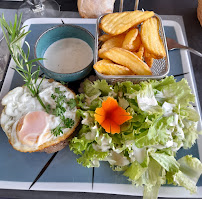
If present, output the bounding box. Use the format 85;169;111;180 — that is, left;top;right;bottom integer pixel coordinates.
16;111;50;146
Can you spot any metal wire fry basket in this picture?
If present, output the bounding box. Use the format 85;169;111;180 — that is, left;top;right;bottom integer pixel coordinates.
94;13;170;84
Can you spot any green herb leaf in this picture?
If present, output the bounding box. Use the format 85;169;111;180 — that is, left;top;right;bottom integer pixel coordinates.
50;87;75;136
0;14;48;112
67;99;77;110
51;125;63;137
64;118;74;128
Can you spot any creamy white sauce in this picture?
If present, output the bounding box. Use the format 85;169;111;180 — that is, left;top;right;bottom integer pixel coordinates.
43;38;93;73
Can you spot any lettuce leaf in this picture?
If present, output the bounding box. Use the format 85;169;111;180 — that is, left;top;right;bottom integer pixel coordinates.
158;78;195;107
83;79;101;98
147;116;174;145
93;79;112;96
124;161;147;181
137;83;162;114
69;76;202;198
77;144;108;167
69;125;92;155
183;121;200;149
168;155;202;194
143;183;161;199
150;152;179;173
124;158;166;199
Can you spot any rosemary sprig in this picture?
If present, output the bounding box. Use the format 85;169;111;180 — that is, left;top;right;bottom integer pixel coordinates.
0;13;48;112
0;14;76;137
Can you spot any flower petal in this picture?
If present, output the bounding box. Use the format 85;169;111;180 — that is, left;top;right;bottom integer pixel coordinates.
94;97;133;134
111;107;133;125
102;97;119;112
110;120;120;134
101;119;120;134
101;119;111;133
95;107;106;124
95;107;106;116
94;113;105;124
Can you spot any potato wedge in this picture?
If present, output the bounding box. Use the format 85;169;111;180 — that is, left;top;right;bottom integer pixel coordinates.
144;49;158;59
144;57;153;68
134;44;144;60
100;10;155;35
141;17;166;59
144;49;152;58
102;47;152;75
143;50;154;67
132;33;142;52
99;34;113;42
122;28;138;50
99;34;126;58
94;59;134;75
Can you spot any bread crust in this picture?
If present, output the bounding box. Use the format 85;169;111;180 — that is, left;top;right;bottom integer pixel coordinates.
77;0;115;18
198;0;202;26
0;79;80;153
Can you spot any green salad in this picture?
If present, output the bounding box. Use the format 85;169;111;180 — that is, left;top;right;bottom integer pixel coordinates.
69;76;202;199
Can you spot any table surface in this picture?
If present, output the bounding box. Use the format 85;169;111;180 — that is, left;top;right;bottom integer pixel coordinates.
0;0;202;199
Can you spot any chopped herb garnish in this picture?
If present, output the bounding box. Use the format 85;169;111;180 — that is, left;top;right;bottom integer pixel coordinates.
67;99;77;110
51;87;75;136
63;117;75;128
51;125;63;137
60;81;66;85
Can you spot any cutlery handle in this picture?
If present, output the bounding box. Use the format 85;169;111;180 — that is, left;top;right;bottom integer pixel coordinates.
187;47;202;58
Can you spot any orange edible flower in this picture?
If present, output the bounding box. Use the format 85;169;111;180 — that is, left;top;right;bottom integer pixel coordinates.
94;97;132;134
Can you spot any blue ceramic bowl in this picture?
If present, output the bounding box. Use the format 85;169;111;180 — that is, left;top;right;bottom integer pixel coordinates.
34;24;94;82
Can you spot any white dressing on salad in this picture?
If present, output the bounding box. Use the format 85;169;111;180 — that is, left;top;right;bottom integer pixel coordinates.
172;142;183;152
170;114;179;126
85;92;101;106
137;94;158;112
162;102;175;117
91;159;100;167
137;84;160;113
93;143;110;152
106;151;130;166
130;144;146;163
175;125;185;139
84;125;98;140
85;130;96;141
93;132;112;152
125;141;146;163
165;140;174;148
112;145;124;154
82;112;94;126
155;90;165;103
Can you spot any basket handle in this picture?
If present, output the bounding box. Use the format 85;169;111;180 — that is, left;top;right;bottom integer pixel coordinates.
134;0;139;10
119;0;139;12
